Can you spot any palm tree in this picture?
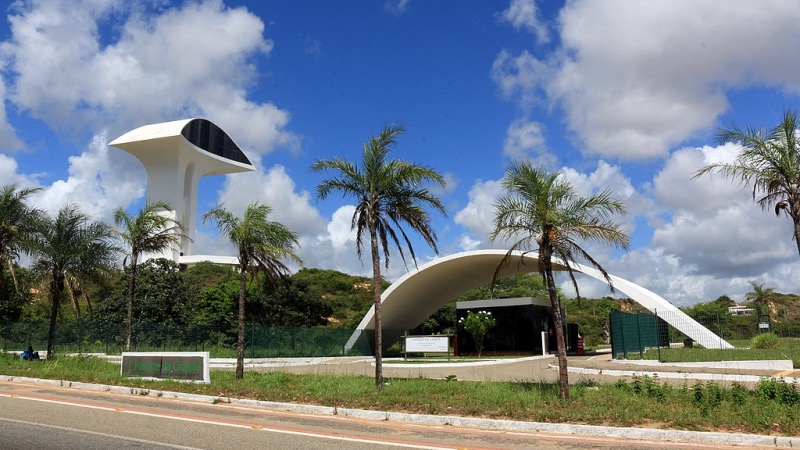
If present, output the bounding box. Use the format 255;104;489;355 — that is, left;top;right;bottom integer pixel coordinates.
694;109;800;257
113;201;187;351
490;161;629;400
203;202;301;379
26;204;118;359
745;281;775;316
0;184;41;302
311;125;446;387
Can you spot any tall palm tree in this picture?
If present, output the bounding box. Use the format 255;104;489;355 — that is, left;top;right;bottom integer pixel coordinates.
113;201;187;351
203;202;301;379
27;204;118;359
490;161;629;400
694;109;800;257
0;184;41;302
311;125;446;387
745;281;775;316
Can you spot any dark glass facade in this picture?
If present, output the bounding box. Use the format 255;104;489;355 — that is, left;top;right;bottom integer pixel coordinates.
181;119;252;166
456;304;554;356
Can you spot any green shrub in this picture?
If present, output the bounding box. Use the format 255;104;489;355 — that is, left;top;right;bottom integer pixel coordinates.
755;378;800;406
751;333;779;349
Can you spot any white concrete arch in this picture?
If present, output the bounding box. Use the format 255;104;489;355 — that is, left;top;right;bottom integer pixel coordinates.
345;249;732;351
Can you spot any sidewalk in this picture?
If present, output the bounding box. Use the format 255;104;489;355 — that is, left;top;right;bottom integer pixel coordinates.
218;351;797;387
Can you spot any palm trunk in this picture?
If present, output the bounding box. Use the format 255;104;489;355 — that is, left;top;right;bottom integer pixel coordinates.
85;292;93;319
47;271;64;360
236;256;247;380
8;259;19;295
67;277;82;328
793;215;800;257
370;227;384;388
125;256;138;351
0;257;6;302
541;246;569;401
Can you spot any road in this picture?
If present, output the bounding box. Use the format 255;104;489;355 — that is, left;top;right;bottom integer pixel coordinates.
0;380;766;449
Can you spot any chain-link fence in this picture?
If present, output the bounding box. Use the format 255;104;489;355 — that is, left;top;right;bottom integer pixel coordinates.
610;310;800;366
0;321;371;358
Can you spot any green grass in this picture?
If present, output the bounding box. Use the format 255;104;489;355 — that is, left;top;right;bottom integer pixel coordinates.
635;337;800;367
1;352;799;436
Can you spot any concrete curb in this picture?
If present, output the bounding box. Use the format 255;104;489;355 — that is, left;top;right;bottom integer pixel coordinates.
561;365;775;384
0;374;796;448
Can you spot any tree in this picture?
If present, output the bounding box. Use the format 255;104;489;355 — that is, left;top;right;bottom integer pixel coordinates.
113;201;186;351
745;281;776;316
694;109;800;257
0;184;41;303
203;202;301;379
311;125;446;387
458;310;496;357
26;204;118;358
490;161;629;400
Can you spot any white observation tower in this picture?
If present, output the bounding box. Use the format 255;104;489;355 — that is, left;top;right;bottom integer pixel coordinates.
109;118;255;265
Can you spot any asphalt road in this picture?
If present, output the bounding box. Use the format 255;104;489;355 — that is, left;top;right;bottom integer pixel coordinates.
0;380;771;450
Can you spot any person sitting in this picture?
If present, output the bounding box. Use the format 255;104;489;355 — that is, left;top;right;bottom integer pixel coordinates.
21;346;40;361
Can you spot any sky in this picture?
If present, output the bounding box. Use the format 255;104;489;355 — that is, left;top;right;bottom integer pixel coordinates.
2;0;800;307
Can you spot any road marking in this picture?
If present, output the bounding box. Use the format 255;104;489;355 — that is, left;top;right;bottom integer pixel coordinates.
0;417;200;449
1;391;469;450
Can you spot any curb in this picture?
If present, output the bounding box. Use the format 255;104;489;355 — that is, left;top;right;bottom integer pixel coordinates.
0;374;796;448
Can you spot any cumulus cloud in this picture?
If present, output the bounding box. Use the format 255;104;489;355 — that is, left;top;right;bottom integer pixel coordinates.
0;153;35;186
498;0;549;44
494;0;800;160
453;179;503;244
3;0;296;152
216;162;326;236
32;132;145;221
0;75;22;152
503;118;555;167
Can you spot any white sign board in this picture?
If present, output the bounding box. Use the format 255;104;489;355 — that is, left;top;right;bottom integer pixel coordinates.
404;335;449;353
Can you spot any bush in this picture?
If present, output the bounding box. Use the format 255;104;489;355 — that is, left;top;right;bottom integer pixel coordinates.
751;332;779;349
755;378;800;406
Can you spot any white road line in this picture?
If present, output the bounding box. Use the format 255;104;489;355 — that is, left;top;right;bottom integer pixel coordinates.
5;393;459;450
0;417;200;449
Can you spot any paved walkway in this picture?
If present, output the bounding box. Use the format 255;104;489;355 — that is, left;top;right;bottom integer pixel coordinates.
206;351;798;388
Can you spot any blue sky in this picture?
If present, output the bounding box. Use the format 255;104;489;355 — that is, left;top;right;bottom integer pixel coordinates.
2;0;800;306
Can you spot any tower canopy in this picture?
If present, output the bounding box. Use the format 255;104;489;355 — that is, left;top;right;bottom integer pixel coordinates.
109;118;255;265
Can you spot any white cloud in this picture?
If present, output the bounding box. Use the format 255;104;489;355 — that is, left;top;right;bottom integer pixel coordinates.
493;0;800;160
503;118;555;166
453;178;503;243
384;0;410;16
498;0;549;44
3;0;296;153
0;153;35;186
0;74;22;151
216;162;326;236
491;49;551;111
32;131;145;221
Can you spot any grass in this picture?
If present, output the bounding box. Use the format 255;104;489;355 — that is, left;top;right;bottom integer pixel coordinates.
1;352;799;436
634;337;800;367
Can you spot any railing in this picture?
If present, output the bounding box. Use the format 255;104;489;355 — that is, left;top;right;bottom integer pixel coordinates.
0;321;372;358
